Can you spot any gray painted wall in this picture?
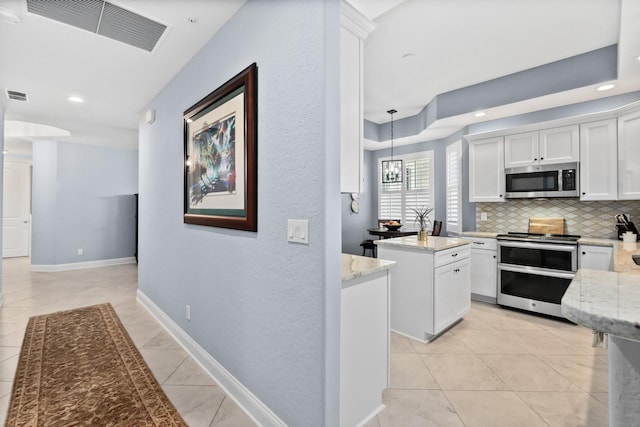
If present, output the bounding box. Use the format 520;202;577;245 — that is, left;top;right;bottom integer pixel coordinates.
138;1;341;425
31;141;138;265
0;105;4;301
341;150;376;255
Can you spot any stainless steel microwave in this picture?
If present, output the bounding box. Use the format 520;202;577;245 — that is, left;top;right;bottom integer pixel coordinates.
504;162;579;198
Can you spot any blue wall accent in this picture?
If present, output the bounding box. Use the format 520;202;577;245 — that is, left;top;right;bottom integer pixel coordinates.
341;150;376;255
138;1;341;425
364;45;621;142
468;90;640;134
437;44;618;119
31;141;138;265
0;105;4;302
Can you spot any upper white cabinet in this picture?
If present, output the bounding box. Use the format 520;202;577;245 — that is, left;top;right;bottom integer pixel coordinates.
504;126;579;168
539;125;580;164
504;131;539;168
340;2;375;194
580;119;618;201
469;137;505;202
618;109;640;200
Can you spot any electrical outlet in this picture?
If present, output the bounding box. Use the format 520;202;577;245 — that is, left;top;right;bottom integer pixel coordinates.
480;212;488;221
186;305;191;321
77;248;83;255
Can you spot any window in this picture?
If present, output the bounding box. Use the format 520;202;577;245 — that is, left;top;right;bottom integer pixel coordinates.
446;141;462;233
378;151;434;226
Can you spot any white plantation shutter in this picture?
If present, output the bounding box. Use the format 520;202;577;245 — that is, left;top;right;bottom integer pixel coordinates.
379;151;434;225
446;141;462;233
404;158;433;225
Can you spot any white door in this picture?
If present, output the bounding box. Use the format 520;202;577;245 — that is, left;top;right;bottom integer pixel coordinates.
3;161;31;258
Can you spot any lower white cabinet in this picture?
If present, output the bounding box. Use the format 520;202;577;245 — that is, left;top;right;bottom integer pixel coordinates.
341;269;390;427
469;238;498;302
378;243;471;342
434;258;470;333
579;244;614;271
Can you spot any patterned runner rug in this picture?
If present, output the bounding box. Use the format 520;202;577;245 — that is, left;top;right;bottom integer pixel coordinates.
6;303;187;426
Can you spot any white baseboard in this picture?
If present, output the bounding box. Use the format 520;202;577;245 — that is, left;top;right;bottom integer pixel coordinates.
136;290;286;427
30;257;136;272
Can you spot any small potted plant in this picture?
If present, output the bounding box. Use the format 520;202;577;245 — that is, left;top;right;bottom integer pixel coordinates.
412;206;433;241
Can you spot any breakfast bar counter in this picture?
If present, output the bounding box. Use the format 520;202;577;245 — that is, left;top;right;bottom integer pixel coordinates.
562;253;640;426
340;254;395;427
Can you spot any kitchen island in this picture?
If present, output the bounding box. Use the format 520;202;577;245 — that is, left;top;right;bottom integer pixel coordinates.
561;243;640;427
376;236;471;342
340;254;395;427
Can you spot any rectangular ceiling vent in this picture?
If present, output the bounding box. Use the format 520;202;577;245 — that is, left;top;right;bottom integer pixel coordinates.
26;0;167;52
6;90;28;102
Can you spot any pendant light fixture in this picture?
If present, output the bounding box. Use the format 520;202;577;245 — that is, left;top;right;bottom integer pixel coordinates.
382;109;403;183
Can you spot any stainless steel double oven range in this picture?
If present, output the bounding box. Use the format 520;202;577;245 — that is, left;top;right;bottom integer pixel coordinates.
496;232;580;318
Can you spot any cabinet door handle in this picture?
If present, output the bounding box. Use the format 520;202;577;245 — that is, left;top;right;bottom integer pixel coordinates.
534;158;537;161
451;253;458;257
540;157;544;160
582;192;586;195
582;252;586;255
474;242;485;245
493;255;496;259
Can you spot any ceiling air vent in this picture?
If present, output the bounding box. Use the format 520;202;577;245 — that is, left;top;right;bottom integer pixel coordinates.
6;90;28;102
26;0;166;52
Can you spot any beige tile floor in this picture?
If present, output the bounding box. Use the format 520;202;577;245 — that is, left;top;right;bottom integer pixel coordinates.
0;258;610;426
0;257;256;427
367;299;610;427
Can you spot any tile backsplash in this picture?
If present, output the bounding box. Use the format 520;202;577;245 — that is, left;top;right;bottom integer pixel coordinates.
475;199;640;239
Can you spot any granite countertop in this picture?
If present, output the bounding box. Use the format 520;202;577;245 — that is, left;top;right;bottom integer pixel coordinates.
341;253;396;282
561;269;640;341
374;235;470;252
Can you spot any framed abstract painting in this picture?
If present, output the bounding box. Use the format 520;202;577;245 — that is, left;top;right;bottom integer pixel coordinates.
183;63;257;231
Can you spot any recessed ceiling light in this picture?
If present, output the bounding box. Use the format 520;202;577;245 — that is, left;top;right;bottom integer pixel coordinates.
68;96;84;103
0;8;20;24
474;111;486;117
596;84;615;91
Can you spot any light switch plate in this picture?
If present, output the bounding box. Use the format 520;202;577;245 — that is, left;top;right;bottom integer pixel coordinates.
288;219;309;244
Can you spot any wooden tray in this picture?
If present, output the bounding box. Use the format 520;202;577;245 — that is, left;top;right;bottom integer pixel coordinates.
528;217;564;235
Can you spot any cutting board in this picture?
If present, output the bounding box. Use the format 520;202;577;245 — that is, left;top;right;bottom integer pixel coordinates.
528;217;564;235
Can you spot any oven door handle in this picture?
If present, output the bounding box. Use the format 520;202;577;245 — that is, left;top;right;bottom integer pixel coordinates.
498;264;576;279
497;241;577;252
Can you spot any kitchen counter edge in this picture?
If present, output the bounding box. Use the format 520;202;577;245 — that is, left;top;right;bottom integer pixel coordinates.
374;235;471;252
562;269;640;341
341;253;396;282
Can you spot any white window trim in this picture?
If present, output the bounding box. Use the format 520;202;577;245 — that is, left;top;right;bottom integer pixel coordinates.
446;141;463;233
377;150;435;226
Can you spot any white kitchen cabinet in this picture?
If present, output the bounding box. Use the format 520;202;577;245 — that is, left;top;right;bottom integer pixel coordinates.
539;125;580;164
504;131;539;168
340;2;374;193
469;137;505;202
377;241;471;342
580;119;618;201
469;238;497;302
579;244;614;271
504;126;579;168
435;257;470;331
618;109;640;200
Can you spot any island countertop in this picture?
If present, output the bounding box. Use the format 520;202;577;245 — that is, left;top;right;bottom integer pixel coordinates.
341;253;396;282
374;235;470;252
562;269;640;341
